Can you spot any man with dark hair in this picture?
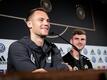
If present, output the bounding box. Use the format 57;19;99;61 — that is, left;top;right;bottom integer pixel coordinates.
63;29;93;70
7;7;72;73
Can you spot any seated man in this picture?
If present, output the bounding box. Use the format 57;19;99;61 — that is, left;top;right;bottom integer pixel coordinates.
7;7;72;73
63;29;93;70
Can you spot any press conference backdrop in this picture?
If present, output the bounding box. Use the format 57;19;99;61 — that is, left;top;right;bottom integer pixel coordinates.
0;0;107;74
0;0;107;46
0;39;107;73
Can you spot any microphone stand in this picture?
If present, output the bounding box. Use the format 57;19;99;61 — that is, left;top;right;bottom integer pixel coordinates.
50;32;84;70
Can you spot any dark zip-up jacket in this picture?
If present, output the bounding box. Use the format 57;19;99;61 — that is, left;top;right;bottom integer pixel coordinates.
7;36;68;72
63;52;93;70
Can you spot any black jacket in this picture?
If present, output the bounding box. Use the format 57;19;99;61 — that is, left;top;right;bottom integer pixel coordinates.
63;52;93;70
7;36;68;72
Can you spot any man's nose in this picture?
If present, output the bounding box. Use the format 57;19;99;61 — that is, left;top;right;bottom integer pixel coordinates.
44;20;50;26
79;39;82;43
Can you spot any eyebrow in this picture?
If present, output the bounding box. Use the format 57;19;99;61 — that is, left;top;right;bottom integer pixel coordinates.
74;37;86;40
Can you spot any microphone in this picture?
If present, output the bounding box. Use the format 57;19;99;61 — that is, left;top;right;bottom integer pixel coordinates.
50;32;84;70
50;32;79;52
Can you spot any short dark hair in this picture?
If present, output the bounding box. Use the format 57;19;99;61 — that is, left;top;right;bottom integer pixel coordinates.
71;29;86;37
25;7;48;21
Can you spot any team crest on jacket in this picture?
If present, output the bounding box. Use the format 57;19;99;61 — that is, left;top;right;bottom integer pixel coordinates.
30;54;35;64
46;53;51;63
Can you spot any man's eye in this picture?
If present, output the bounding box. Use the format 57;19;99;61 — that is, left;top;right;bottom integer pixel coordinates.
40;19;44;21
81;39;85;41
47;19;50;22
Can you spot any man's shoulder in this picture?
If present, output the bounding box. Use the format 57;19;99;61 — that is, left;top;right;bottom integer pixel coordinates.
63;52;70;58
9;36;29;48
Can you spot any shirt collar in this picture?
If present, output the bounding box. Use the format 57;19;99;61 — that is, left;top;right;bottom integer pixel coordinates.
22;36;52;53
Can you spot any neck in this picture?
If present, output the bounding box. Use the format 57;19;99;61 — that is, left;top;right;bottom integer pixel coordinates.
70;48;80;60
30;34;45;47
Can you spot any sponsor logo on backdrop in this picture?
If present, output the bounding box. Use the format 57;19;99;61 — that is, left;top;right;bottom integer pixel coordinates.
97;49;101;55
97;66;106;69
0;43;5;53
90;49;95;55
103;50;107;55
91;56;96;63
0;55;7;65
83;48;88;55
0;69;6;74
59;47;65;54
0;69;4;73
98;57;103;63
97;66;101;69
102;66;106;69
105;57;107;63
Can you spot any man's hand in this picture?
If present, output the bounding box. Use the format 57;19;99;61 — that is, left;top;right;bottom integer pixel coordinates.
32;68;48;73
63;63;73;71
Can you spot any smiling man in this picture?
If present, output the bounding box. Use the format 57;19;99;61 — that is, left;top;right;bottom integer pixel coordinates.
63;29;93;70
7;7;72;73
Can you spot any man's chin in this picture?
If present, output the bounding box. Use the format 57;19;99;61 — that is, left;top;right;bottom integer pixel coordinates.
78;48;83;51
40;34;48;38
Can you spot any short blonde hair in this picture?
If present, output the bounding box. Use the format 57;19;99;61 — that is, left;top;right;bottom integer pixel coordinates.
25;7;48;21
71;29;86;38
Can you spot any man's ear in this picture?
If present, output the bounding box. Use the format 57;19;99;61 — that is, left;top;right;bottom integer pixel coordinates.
26;21;32;29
